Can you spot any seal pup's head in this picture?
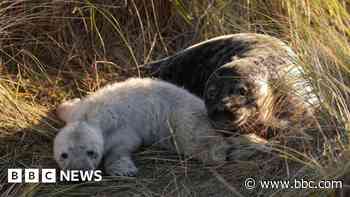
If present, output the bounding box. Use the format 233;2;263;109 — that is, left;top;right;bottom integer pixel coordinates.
54;121;104;170
204;58;271;131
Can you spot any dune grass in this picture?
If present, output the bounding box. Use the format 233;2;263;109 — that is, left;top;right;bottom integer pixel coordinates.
0;0;350;196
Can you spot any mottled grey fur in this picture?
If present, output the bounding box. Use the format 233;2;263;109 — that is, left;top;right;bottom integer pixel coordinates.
146;33;318;137
54;78;229;176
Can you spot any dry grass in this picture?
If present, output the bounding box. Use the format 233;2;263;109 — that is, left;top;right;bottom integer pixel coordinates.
1;0;350;196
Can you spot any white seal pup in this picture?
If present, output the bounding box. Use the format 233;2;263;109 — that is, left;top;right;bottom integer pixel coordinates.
54;78;229;176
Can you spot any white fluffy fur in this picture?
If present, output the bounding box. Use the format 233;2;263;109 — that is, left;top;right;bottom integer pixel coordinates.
54;78;229;176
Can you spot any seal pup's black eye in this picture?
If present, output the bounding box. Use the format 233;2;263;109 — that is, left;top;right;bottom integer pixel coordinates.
86;150;95;158
61;153;68;159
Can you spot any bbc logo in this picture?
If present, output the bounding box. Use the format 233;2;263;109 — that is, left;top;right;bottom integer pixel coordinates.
8;169;56;183
8;168;103;183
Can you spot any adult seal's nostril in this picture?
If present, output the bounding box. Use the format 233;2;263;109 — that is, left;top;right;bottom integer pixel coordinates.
221;96;231;103
221;96;246;109
224;102;233;109
239;96;248;105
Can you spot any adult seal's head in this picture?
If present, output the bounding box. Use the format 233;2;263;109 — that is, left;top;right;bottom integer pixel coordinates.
204;56;316;138
145;33;318;137
204;58;270;130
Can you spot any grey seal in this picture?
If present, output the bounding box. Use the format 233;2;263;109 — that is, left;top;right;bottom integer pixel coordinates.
54;78;229;176
146;33;317;138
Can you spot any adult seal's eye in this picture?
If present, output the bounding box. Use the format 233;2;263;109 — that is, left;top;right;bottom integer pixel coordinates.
206;85;217;99
61;153;68;159
238;86;248;96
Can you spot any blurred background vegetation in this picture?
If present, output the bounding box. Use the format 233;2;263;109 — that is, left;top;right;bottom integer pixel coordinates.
0;0;349;196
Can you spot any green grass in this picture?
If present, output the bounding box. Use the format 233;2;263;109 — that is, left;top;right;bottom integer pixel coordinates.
0;0;349;196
